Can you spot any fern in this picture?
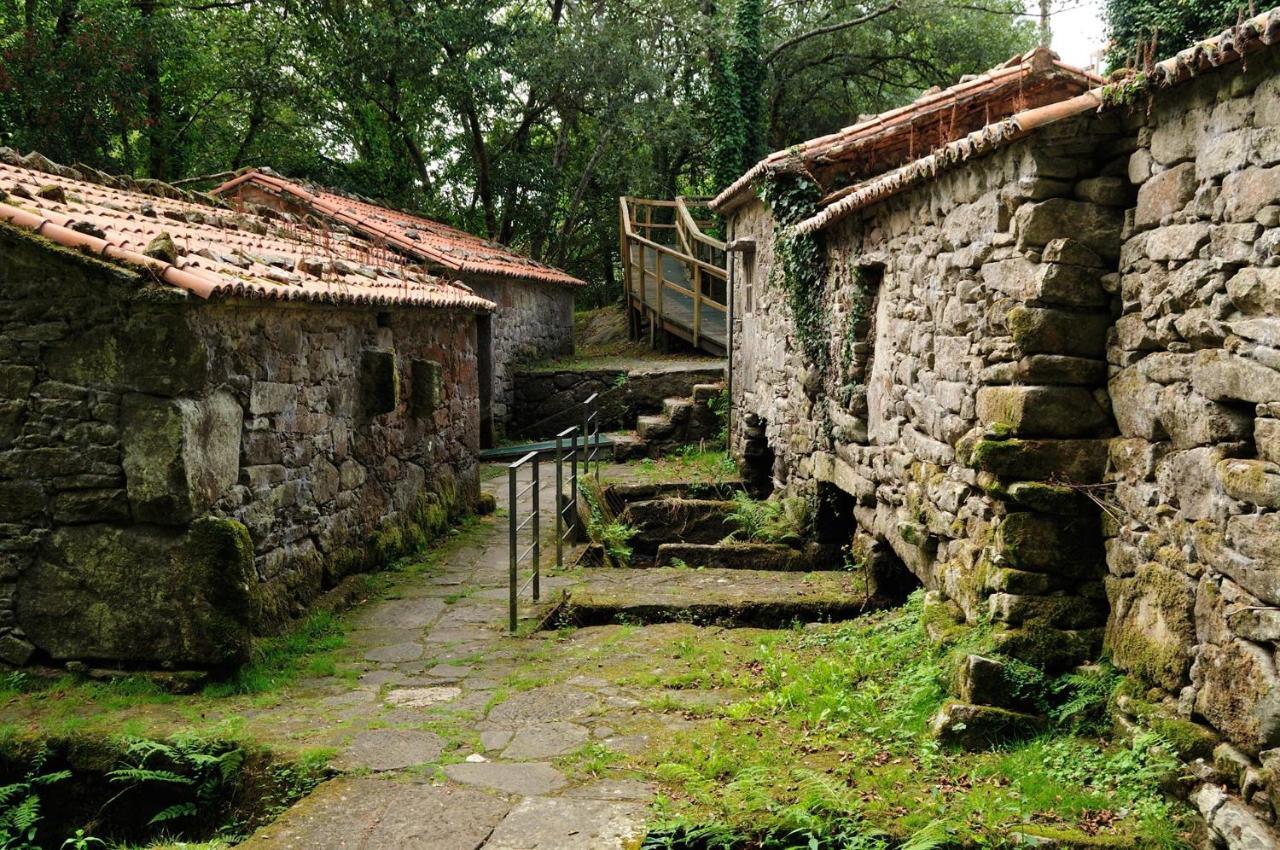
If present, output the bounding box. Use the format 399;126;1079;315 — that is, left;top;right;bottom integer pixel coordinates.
724;493;810;546
149;802;198;825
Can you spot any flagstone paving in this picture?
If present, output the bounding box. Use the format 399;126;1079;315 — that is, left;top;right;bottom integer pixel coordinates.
239;465;659;848
0;462;855;848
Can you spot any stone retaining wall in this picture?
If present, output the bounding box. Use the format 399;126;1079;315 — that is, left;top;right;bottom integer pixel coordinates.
511;364;725;438
0;226;480;669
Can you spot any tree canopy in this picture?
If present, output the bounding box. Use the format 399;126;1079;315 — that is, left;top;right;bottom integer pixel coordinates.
2;0;1036;301
1104;0;1250;68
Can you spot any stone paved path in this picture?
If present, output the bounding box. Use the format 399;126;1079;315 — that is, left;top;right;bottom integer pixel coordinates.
240;466;655;849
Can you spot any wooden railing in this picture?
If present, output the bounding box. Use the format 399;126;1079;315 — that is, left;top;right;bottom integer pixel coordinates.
619;197;728;353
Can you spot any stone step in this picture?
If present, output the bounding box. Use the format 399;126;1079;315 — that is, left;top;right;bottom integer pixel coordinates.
609;433;648;462
655;542;844;571
555;567;879;628
636;414;675;441
661;396;694;422
691;383;724;403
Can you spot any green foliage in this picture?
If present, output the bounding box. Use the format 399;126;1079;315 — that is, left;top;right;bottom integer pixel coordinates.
0;747;70;850
108;737;245;828
641;594;1190;849
2;0;1035;306
759;170;828;371
580;482;638;567
1104;0;1246;69
723;492;810;546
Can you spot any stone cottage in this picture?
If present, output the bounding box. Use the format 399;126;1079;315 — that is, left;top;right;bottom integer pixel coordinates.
715;11;1280;844
0;150;495;670
212;170;583;441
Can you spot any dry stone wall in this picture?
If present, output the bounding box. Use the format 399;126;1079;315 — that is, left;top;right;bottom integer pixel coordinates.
731;46;1280;846
0;225;480;669
1104;46;1280;826
731;115;1130;675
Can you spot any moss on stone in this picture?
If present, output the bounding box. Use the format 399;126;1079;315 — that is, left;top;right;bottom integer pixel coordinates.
1103;564;1195;692
991;625;1103;672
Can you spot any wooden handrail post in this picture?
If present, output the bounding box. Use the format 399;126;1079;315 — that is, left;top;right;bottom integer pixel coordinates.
692;262;702;347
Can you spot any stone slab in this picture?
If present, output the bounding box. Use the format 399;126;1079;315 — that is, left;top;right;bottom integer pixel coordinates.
442;761;568;796
334;729;444;772
501;721;590;760
238;777;509;849
483;796;647;850
562;568;872;627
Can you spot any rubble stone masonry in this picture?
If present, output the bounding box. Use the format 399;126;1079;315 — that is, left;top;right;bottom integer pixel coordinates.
730;45;1280;841
0;226;481;669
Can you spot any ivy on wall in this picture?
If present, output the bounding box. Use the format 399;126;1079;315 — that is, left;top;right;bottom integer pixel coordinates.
758;168;829;373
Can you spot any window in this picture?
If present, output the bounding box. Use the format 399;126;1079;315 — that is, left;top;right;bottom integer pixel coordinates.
361;349;399;417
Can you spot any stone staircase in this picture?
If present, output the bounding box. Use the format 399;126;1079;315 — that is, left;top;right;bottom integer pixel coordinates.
617;382;723;459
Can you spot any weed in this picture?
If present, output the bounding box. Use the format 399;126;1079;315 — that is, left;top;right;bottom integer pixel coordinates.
723;492;809;546
0;746;71;850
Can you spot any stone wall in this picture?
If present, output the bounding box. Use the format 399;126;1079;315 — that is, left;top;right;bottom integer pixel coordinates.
730;113;1131;671
1104;46;1280;815
510;363;726;439
469;276;574;430
0;225;480;669
730;45;1280;845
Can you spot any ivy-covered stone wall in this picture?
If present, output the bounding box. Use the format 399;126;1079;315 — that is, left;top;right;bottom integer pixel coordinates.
731;48;1280;846
0;224;481;670
731;115;1128;680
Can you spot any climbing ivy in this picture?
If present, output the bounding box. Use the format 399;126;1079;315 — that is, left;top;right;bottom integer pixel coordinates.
758;168;829;374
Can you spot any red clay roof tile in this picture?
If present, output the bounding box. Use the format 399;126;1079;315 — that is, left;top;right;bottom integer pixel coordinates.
0;155;495;313
710;47;1103;212
213;171;586;287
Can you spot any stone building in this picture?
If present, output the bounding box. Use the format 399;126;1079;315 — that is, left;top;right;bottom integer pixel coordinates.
0;151;495;670
714;11;1280;844
213;171;582;440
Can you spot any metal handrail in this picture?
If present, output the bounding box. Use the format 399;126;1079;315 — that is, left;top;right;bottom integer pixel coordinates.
555;425;580;569
507;450;540;632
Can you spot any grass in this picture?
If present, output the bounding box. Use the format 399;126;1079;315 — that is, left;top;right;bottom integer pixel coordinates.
632;448;738;485
202;611;348;697
625;593;1191;849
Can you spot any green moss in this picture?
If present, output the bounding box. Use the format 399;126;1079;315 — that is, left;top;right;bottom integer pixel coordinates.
1147;716;1217;761
992;625;1104;672
1015;824;1142;848
1104;564;1195;692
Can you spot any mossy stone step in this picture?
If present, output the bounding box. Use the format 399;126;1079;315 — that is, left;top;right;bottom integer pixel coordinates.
557;567;877;628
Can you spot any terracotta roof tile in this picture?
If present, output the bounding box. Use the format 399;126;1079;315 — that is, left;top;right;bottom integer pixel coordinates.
0;154;495;313
710;47;1103;212
213;171;586;287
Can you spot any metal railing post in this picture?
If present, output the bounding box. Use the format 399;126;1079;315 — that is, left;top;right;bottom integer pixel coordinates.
555;432;564;569
582;398;592;481
531;457;540;603
569;429;579;537
508;462;518;633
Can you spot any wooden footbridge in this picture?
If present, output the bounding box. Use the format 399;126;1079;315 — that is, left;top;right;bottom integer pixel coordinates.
619;197;728;356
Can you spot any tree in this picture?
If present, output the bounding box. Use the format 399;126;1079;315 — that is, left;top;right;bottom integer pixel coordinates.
1;0;1037;303
1104;0;1247;68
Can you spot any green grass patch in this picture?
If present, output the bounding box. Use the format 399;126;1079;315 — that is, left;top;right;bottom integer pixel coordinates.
202;612;347;698
638;593;1192;849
